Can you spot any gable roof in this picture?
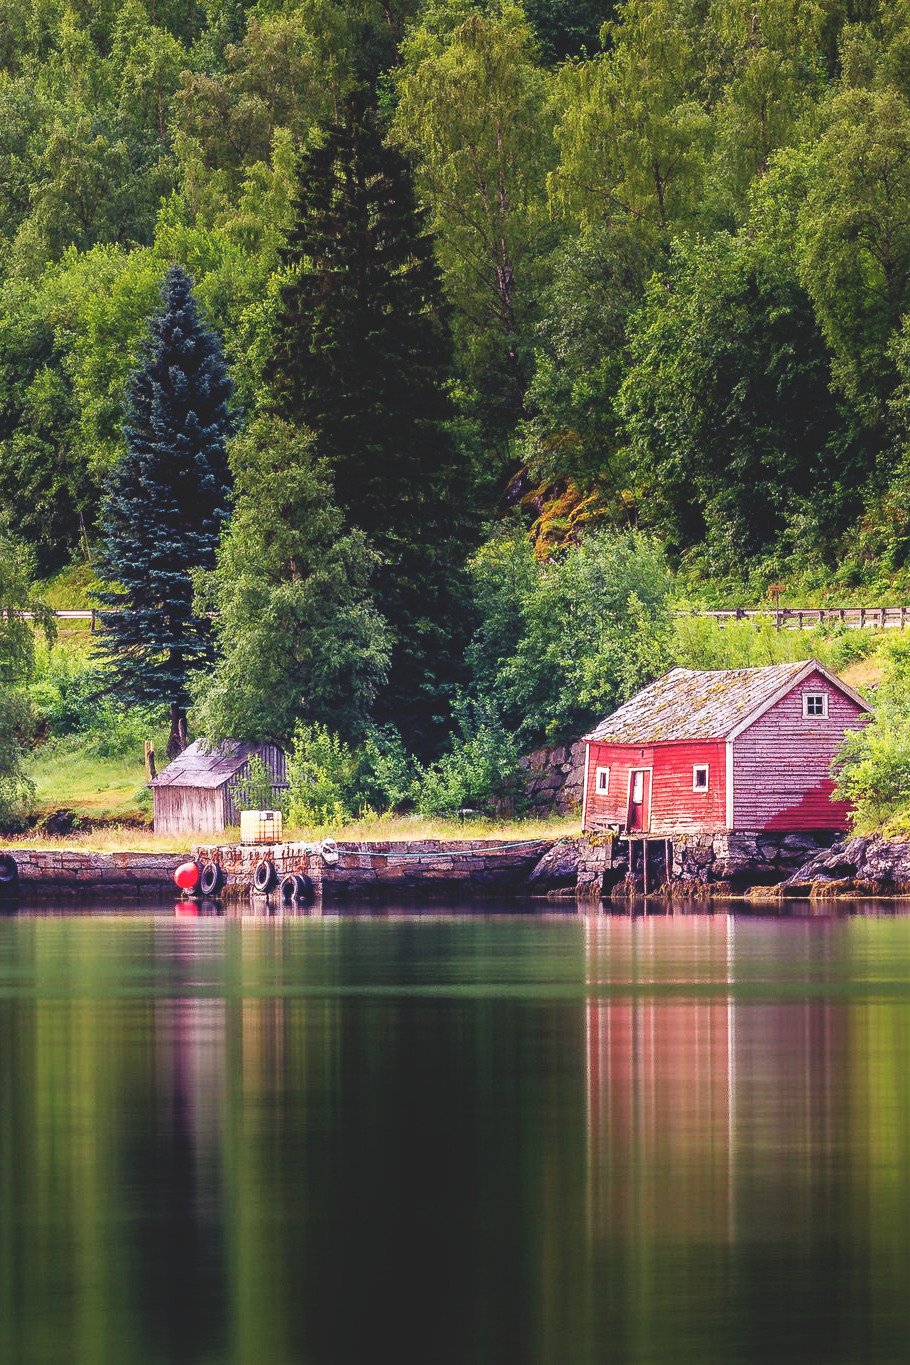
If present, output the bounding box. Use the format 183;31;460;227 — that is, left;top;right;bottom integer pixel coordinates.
150;739;286;790
583;659;872;746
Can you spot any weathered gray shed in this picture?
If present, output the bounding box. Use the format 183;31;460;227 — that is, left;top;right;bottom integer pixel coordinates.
150;739;288;836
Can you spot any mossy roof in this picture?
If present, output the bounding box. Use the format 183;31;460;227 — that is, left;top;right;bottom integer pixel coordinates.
583;660;829;745
151;739;285;790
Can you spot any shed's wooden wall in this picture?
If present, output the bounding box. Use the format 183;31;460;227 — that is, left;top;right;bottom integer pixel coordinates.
732;669;869;832
584;739;727;834
153;786;225;836
223;744;288;825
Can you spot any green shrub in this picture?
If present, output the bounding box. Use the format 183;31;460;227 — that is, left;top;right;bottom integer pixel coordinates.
412;702;524;817
355;727;416;814
469;526;674;745
231;754;289;817
285;723;358;829
832;636;909;828
82;701;169;759
28;641;108;737
826;628;880;673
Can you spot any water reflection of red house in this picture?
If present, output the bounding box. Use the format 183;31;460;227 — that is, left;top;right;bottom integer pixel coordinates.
584;914;736;1244
584;914;852;1250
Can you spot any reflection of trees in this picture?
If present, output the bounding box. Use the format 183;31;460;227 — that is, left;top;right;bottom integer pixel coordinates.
7;913;910;1363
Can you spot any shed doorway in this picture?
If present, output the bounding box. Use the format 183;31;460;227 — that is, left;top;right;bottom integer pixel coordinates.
627;769;651;832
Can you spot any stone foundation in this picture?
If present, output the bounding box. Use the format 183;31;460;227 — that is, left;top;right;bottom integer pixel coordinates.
669;830;837;889
524;834;628;899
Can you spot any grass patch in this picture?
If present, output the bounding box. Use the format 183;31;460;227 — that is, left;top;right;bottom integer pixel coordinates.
282;812;581;844
2;809;580;854
1;827;197;853
35;560;101;610
26;734;154;825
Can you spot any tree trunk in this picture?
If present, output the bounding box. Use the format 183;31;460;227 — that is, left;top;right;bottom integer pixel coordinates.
167;703;188;759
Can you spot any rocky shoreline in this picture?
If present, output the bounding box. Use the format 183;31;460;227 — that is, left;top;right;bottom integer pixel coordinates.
750;835;910;900
2;831;907;904
523;832;910;901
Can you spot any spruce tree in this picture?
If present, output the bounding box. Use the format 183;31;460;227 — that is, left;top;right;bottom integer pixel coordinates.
263;96;475;756
96;265;234;757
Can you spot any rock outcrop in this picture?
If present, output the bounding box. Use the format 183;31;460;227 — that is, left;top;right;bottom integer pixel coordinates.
524;834;626;898
776;836;910;897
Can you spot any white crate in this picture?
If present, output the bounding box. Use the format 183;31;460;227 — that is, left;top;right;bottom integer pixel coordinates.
240;809;283;845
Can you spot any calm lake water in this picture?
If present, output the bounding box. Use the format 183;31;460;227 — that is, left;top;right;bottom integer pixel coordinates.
2;899;910;1365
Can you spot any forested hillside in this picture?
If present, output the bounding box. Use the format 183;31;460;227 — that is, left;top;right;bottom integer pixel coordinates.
3;0;910;826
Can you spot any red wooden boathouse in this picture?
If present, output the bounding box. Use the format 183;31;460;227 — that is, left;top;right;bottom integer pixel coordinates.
582;659;872;838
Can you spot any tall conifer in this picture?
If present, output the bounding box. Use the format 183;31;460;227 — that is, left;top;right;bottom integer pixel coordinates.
264;97;474;755
96;265;234;756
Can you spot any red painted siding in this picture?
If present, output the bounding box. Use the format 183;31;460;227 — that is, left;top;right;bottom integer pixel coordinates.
732;669;869;832
585;739;727;834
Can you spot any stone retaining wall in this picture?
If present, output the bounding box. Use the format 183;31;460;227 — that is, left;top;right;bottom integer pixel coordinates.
4;849;179;898
520;741;586;816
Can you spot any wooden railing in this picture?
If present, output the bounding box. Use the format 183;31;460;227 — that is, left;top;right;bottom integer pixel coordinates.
19;605;910;633
675;607;910;631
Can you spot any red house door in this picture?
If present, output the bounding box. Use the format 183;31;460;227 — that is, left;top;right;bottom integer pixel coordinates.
627;769;651;832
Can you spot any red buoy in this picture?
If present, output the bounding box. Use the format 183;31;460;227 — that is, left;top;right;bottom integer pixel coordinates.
174;861;200;890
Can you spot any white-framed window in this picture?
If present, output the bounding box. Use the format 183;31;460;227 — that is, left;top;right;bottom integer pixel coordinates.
692;764;709;792
595;766;610;795
803;692;828;718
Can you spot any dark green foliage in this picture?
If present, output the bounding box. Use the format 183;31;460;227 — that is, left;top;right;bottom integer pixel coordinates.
468;526;674;746
619;237;851;566
95;265;235;755
263;97;476;755
523;0;615;63
0;539;55;829
523;225;657;505
13;0;910;790
191;415;390;743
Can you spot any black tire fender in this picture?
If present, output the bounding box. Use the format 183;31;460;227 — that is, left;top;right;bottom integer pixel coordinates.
0;854;17;884
199;862;226;896
280;872;314;904
253;859;278;893
294;873;314;904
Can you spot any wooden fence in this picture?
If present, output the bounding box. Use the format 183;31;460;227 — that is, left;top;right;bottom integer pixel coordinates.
675;607;910;631
20;605;910;633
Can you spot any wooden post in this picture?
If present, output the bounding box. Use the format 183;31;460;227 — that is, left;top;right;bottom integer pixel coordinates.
144;741;156;781
665;839;670;885
90;609;97;633
902;607;906;631
642;839;649;896
860;607;866;629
